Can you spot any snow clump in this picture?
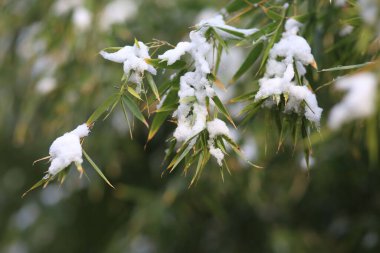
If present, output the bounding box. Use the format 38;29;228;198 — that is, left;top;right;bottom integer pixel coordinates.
100;41;156;94
48;124;90;176
159;15;254;165
255;18;323;127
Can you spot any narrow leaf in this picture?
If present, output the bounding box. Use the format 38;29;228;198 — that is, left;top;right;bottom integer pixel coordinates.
145;58;187;69
123;95;149;128
231;42;263;82
83;149;114;188
212;96;236;128
87;94;120;125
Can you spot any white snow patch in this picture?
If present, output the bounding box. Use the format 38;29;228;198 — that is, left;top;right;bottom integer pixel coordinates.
328;72;378;130
35;76;57;95
100;41;156;92
255;18;322;126
72;6;92;31
48;123;90;176
99;0;138;31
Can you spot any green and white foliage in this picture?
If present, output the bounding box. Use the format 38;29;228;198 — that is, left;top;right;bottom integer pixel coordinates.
24;0;380;194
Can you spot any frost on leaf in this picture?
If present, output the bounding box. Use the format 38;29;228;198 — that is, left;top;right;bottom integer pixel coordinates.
255;18;323;127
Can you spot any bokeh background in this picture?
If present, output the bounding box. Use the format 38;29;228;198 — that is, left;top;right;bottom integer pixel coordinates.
1;0;379;252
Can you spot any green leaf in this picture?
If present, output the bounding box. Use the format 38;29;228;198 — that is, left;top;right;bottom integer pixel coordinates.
263;7;283;21
147;88;179;141
225;0;261;13
257;8;287;75
225;0;248;13
127;86;142;101
246;22;278;41
215;26;246;39
229;90;258;103
168;137;197;172
82;149;114;188
87;94;120;125
100;47;122;53
214;43;223;75
222;135;263;169
155;103;178;113
146;73;160;101
120;99;134;139
212;96;236;128
292;13;313;23
231;42;263;82
22;175;53;198
319;62;373;72
210;28;228;49
145;58;187;69
123;94;149;128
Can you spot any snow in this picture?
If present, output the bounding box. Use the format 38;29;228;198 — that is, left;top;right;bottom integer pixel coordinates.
72;6;92;31
208;142;225;166
339;25;354;36
99;0;138;31
207;119;230;139
35;76;57;95
207;119;231;165
158;42;192;65
52;0;93;32
196;15;258;39
328;72;377;130
100;41;156;92
158;15;250;166
52;0;83;16
255;18;323;126
48;124;90;176
358;0;378;25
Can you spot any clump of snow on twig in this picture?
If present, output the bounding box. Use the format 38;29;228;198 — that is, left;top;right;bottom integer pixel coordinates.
255;18;323;127
100;41;156;94
158;15;255;165
48;124;90;176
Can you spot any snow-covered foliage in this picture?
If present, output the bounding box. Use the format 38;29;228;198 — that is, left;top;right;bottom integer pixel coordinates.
328;72;378;130
159;15;254;165
100;41;156;94
207;119;231;165
255;18;323;126
48;124;90;176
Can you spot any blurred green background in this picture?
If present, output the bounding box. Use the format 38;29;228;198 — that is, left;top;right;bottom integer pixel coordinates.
1;0;380;252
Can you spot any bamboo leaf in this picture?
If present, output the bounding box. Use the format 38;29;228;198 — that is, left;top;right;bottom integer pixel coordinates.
82;149;114;188
101;47;123;53
231;42;263;83
145;58;187;69
215;26;246;38
147;88;179;141
123;94;149;128
230;90;258;103
146;73;160;101
155;103;178;113
257;8;287;75
212;96;236;128
168;137;197;172
127;86;142;101
87;94;120;125
319;62;373;72
22;175;52;198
